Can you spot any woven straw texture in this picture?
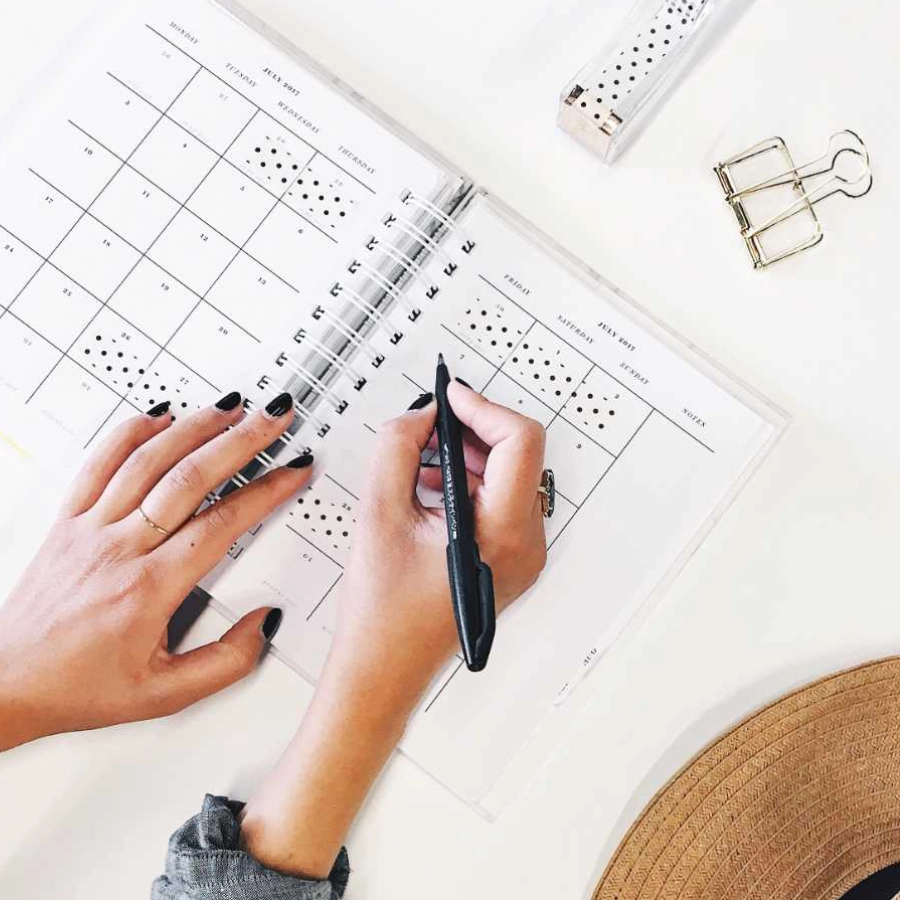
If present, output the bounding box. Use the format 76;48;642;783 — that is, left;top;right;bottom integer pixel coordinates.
593;658;900;900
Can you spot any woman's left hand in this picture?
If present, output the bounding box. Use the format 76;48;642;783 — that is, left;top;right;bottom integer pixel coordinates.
0;392;312;751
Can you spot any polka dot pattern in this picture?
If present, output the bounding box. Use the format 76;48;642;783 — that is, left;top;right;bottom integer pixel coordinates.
576;0;709;117
288;481;357;562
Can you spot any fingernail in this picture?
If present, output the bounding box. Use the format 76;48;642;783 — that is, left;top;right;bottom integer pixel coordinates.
420;462;440;468
408;392;434;411
215;391;242;411
455;377;472;389
264;392;293;418
147;401;171;417
261;608;283;641
286;453;314;469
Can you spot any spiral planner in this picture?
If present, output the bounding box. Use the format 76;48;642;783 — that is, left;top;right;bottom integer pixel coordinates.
0;0;786;816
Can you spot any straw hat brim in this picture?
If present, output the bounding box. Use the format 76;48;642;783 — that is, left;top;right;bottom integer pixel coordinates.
593;657;900;900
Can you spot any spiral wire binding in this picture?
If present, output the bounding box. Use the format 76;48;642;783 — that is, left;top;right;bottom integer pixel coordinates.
388;216;454;265
400;196;477;255
210;192;461;521
293;328;367;390
376;239;423;277
332;283;403;343
311;305;385;366
276;352;348;412
370;242;431;317
347;253;407;298
347;257;419;319
403;190;472;241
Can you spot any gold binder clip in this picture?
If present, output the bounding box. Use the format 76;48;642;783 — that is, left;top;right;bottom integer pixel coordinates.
714;130;873;269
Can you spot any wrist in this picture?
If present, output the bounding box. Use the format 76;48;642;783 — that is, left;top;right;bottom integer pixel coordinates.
0;660;54;751
324;631;449;727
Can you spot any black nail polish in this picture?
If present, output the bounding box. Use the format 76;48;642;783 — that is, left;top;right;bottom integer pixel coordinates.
455;377;472;389
408;392;434;410
286;453;314;469
264;392;293;418
215;391;242;411
147;401;171;417
261;608;283;641
420;462;440;469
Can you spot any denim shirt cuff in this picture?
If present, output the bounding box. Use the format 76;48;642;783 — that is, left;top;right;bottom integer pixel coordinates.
152;794;350;900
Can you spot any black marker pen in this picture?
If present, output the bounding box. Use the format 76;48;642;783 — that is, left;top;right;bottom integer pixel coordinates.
434;354;495;672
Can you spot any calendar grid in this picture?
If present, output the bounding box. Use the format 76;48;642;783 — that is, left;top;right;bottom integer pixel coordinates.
144;24;377;199
41;121;299;293
437;319;614;458
304;571;344;624
0;65;201;332
10;66;210;407
479;276;715;454
0;299;216;407
0;184;283;421
325;472;360;501
83;101;294;445
471;317;538;407
548;407;654;551
285;524;345;570
105;73;339;249
13;171;273;343
0;221;243;383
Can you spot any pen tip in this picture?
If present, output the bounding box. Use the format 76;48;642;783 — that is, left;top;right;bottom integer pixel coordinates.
437;352;445;365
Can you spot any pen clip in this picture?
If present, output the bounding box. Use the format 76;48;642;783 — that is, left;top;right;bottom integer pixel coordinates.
468;558;495;672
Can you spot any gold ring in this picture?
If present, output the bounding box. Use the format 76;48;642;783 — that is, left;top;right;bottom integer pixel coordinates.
138;505;172;537
537;468;555;518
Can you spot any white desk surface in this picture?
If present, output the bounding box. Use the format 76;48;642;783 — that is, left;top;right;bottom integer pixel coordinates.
0;0;897;896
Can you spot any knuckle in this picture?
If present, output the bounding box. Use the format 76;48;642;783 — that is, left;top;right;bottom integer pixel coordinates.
212;639;257;678
228;639;258;674
377;416;408;441
111;414;149;447
94;526;136;567
243;412;284;445
262;469;298;505
131;559;158;592
79;453;108;483
520;416;546;450
119;444;153;478
167;457;205;495
111;559;157;600
202;498;238;533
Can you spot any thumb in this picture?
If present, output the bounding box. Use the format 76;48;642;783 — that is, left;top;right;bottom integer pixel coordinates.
157;607;281;713
367;399;437;509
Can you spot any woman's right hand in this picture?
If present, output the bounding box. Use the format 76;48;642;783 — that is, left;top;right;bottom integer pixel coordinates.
332;381;548;704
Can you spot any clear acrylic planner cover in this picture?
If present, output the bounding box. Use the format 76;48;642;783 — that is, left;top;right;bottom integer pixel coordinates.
0;0;787;820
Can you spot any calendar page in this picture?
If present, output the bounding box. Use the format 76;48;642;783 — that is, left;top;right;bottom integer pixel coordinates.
0;0;462;453
207;192;786;814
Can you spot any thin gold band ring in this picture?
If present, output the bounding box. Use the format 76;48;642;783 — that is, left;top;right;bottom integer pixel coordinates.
138;505;172;537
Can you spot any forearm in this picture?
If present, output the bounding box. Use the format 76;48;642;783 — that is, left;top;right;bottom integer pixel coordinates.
0;654;54;752
0;697;45;752
238;635;440;878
